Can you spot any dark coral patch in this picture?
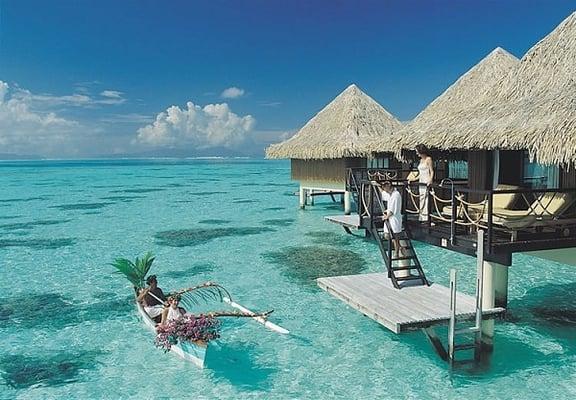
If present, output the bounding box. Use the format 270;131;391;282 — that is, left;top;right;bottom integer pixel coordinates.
0;238;76;250
262;246;365;284
0;293;132;329
0;196;51;203
0;351;102;389
188;191;228;196
198;219;231;225
100;195;146;202
0;219;71;232
0;215;22;220
304;231;354;247
155;227;275;247
51;203;113;210
164;263;216;279
262;219;295;227
112;188;164;193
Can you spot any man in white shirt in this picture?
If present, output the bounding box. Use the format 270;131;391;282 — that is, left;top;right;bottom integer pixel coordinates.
379;181;404;257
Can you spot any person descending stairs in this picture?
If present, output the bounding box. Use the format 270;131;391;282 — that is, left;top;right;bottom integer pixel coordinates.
371;180;429;289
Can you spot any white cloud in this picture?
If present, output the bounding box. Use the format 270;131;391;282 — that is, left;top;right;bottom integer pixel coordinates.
220;86;245;99
100;90;123;98
0;81;78;155
11;87;126;108
135;101;255;149
98;90;126;105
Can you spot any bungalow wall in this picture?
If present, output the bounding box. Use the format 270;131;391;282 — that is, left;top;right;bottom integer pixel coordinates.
291;158;365;190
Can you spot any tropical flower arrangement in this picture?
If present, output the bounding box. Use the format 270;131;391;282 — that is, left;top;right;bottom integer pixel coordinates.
155;314;221;351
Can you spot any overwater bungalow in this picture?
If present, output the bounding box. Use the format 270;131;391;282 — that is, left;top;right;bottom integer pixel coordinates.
392;12;576;270
319;12;576;363
265;84;402;214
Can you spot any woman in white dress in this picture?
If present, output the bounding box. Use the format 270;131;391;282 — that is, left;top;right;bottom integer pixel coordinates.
415;144;434;222
160;296;185;325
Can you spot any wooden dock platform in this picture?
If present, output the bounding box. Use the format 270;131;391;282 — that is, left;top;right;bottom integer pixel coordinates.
325;215;362;230
317;273;505;333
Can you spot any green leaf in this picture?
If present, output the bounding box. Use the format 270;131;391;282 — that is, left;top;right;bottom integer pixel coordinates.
111;252;155;288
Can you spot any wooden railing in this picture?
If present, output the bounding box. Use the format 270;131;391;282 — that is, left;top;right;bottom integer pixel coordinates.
347;168;576;257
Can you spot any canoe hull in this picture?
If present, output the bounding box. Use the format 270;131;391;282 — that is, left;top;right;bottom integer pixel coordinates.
135;302;207;368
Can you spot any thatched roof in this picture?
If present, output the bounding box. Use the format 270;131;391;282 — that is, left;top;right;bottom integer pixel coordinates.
392;47;519;153
396;12;576;165
266;84;402;160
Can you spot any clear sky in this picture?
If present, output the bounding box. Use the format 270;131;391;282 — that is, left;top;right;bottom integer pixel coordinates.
0;0;574;158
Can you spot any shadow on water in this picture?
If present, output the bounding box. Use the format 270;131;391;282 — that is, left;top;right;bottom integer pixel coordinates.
264;207;285;211
0;293;132;329
262;246;365;286
155;227;275;247
0;238;76;250
206;342;276;391
505;282;576;346
163;263;216;279
0;351;103;389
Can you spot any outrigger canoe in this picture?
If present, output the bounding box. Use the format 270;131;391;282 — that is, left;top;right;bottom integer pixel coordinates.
135;282;289;368
135;300;208;368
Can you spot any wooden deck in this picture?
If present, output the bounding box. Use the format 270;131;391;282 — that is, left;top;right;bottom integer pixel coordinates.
325;214;362;230
317;273;505;333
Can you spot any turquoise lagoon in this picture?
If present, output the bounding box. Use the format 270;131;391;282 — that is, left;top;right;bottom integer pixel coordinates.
0;159;574;399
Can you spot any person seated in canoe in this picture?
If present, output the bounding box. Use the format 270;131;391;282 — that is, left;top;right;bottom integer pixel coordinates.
136;275;167;322
160;295;186;326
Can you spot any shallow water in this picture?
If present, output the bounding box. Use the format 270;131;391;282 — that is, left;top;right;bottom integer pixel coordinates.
0;159;574;399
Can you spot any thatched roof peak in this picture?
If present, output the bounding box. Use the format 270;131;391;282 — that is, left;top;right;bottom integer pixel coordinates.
389;46;519;153
396;11;576;165
266;84;402;160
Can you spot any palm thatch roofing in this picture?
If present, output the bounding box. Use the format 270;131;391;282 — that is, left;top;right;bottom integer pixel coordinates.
396;12;576;165
265;84;402;160
391;47;520;154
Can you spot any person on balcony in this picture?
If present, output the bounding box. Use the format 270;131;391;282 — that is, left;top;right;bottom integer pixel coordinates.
411;144;434;222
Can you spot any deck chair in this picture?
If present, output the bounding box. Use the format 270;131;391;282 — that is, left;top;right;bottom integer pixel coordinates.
488;191;575;229
442;184;520;219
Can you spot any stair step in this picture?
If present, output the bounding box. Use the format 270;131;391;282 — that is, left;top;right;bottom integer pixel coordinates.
395;275;426;281
391;266;415;271
391;256;416;261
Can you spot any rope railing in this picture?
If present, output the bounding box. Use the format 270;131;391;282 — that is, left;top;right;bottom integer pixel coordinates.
404;184;426;214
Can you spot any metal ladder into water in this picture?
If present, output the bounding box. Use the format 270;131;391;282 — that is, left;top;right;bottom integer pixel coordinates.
447;230;485;364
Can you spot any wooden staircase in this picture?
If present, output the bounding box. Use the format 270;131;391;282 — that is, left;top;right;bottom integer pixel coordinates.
370;219;429;289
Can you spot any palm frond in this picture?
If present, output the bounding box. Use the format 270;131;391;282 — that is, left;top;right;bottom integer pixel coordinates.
174;282;232;310
111;252;155;288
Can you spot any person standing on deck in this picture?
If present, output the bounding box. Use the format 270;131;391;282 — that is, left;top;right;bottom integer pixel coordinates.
412;144;434;222
379;181;404;257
